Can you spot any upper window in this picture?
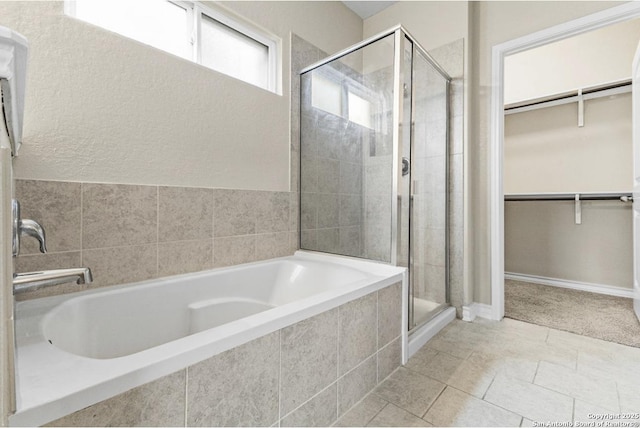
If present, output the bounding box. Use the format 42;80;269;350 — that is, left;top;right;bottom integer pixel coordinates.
310;70;379;130
65;0;279;93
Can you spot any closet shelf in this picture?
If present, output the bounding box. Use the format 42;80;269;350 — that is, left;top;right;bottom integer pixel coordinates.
505;192;633;224
505;192;633;202
504;79;631;121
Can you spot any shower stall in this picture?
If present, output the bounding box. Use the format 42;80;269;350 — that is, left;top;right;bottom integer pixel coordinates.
299;26;452;344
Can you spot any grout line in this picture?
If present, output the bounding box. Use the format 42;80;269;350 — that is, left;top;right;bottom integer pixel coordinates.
279;379;338;423
421;384;447;419
365;401;389;427
481;373;497;400
278;330;282;427
18;249;81;257
81;242;159;252
376;290;379;383
80;182;84;255
336;305;340;417
212;190;216;267
532;360;541;384
156;186;160;277
184;367;188;427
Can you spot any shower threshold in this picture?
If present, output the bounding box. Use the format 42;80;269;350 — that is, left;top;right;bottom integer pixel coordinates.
407;305;456;358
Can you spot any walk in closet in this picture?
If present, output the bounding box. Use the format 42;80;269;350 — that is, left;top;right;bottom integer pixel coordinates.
502;19;640;345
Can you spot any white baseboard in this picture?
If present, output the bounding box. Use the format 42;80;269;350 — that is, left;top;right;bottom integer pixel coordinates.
462;303;494;321
505;272;634;299
407;307;456;358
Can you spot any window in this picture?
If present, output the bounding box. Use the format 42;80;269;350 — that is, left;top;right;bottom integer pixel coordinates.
310;70;378;130
66;0;279;93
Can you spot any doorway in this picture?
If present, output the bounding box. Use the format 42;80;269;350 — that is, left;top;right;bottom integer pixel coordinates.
490;3;640;325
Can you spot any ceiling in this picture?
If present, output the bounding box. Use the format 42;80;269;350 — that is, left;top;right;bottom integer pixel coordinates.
342;1;397;19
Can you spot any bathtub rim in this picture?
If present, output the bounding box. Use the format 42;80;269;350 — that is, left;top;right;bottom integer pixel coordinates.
10;251;407;427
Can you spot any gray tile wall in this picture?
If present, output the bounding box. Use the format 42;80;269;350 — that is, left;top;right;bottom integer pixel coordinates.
298;35;398;262
45;281;403;427
14;179;298;300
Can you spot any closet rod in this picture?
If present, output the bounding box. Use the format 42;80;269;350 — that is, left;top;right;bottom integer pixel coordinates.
504;79;631;116
505;192;633;202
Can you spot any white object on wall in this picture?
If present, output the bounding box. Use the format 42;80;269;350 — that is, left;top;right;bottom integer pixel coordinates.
0;25;27;156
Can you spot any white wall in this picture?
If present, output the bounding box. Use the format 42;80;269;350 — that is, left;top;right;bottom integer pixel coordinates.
505;201;633;289
504;93;632;193
505;18;640;105
1;1;362;191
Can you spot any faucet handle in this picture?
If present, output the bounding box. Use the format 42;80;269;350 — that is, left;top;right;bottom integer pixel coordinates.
20;219;47;253
12;199;48;256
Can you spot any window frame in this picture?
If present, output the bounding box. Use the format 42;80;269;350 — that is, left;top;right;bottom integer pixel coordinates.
65;0;280;94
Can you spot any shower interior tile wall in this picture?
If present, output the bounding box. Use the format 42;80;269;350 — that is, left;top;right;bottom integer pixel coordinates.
13;179;298;300
44;282;403;427
299;44;394;263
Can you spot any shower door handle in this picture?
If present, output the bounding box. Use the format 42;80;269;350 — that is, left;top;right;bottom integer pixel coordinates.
402;157;410;176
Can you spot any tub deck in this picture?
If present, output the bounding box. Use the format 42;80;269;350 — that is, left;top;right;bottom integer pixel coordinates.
10;251;406;427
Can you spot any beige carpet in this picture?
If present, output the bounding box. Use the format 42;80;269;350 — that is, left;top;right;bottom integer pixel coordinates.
505;279;640;348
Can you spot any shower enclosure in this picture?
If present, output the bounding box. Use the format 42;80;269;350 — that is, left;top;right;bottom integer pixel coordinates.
299;26;451;335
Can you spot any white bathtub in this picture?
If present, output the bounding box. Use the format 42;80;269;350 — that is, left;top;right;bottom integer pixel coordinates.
10;251;406;426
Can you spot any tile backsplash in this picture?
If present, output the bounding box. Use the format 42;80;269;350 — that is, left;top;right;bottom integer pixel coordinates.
14;179;298;300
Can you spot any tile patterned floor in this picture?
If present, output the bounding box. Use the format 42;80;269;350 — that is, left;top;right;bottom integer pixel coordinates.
334;318;640;427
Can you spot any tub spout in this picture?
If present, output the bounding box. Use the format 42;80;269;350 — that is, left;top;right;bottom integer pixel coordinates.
13;267;93;295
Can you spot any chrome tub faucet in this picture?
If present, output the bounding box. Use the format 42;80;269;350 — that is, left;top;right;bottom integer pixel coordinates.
12;199;94;295
13;268;93;295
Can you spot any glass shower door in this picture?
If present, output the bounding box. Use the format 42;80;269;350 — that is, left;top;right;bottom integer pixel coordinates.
409;48;449;330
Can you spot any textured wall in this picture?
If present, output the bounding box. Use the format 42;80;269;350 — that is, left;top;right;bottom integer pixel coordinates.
44;282;403;427
0;1;362;191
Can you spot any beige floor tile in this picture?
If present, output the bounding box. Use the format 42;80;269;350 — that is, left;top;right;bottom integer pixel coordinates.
546;329;622;358
469;350;539;383
484;374;573;422
333;394;388;427
574;400;614;424
480;337;576;369
446;355;497;399
533;343;579;369
534;361;619;412
423;335;477;360
423;386;522;427
373;367;445;418
493;318;550;342
405;351;465;384
520;419;535;427
577;351;640;388
440;321;496;346
367;404;433;427
617;382;640;413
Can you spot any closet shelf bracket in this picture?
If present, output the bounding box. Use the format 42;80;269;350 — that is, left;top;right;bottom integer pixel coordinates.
575;194;582;225
577;89;584;128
